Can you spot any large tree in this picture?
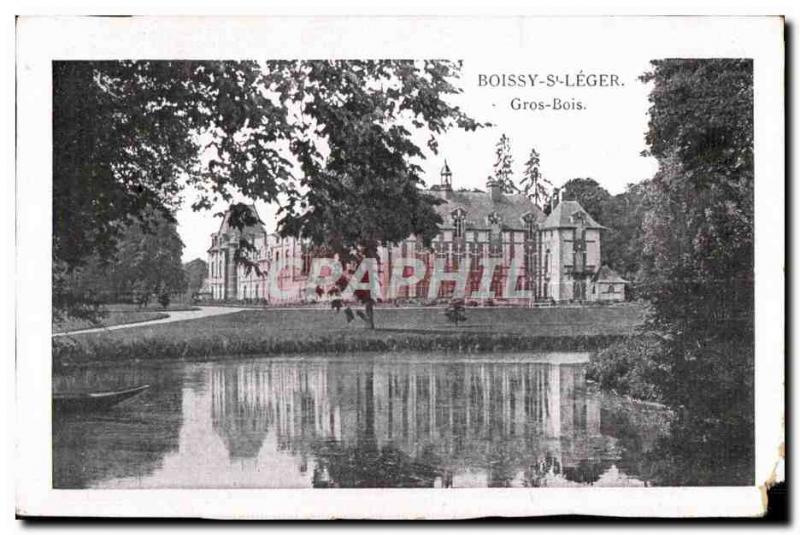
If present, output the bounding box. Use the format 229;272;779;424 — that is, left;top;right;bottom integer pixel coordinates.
639;59;754;338
560;177;612;223
560;177;653;281
490;133;516;193
519;147;552;209
60;211;186;315
637;59;754;463
54;60;484;320
601;181;652;281
183;258;209;301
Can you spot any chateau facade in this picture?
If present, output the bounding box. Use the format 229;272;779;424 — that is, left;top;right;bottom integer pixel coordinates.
206;164;626;304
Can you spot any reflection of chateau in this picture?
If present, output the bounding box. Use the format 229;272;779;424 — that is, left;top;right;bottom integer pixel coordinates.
206;164;627;303
209;357;614;487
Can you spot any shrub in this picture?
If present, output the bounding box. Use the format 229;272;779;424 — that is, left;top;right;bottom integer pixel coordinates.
586;335;664;402
444;299;466;326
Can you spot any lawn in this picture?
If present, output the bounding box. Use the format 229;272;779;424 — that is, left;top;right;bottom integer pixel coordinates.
52;303;199;334
53;303;648;365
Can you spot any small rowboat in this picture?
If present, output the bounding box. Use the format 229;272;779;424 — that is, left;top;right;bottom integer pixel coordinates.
53;384;150;413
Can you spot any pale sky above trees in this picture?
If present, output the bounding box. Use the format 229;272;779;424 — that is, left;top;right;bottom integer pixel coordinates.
177;58;658;261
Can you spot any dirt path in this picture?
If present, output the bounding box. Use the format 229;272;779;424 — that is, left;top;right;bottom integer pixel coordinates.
52;306;247;337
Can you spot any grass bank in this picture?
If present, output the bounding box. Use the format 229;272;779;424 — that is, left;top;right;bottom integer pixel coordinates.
53;304;646;365
52;304;200;334
53;310;170;334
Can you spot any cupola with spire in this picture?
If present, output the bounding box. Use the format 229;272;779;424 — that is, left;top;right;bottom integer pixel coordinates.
440;160;453;191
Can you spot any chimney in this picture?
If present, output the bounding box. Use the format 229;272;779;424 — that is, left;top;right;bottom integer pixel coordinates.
487;177;503;202
550;187;561;212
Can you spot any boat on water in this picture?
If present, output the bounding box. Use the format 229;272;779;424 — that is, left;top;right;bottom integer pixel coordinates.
53;384;150;413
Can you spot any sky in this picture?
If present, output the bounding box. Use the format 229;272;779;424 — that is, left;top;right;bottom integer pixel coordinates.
177;58;659;262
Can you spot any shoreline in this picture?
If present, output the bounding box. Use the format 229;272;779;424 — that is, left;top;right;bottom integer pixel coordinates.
53;331;629;368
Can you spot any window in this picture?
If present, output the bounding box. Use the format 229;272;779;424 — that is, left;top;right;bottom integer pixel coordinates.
451;208;466;239
522;213;536;241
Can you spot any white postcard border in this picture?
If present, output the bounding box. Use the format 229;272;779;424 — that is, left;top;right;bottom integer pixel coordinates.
15;15;784;518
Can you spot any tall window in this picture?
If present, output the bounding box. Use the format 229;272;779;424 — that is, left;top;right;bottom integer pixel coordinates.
523;214;536;241
452;208;466;239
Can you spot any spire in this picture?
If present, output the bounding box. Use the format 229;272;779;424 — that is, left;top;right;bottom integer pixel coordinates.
440;160;452;191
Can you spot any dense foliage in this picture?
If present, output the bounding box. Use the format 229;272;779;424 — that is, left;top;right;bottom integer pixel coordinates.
589;59;755;481
639;59;754;339
57;211;186;317
54;60;483;319
586;335;664;402
560;177;652;281
182;258;209;301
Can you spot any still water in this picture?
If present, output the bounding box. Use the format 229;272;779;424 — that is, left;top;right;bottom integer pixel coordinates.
53;352;672;489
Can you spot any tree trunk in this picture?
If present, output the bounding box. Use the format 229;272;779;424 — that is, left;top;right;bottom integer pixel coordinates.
365;299;375;330
363;243;379;330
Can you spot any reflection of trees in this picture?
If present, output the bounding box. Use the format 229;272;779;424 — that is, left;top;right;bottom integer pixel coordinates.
522;453;561;487
311;442;441;488
563;459;611;484
602;397;753;486
632;413;753;486
52;368;182;489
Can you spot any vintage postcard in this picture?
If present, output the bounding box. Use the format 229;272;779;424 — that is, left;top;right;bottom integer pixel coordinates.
15;15;784;518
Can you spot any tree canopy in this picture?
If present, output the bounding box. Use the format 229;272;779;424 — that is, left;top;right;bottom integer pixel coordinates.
53;60;484;316
183;258;209;299
57;211;186;316
638;58;754;337
560;178;612;223
636;58;754;448
490;133;516;193
560;177;651;280
519;147;551;208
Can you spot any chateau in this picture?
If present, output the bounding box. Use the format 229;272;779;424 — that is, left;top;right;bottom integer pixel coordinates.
206;164;627;304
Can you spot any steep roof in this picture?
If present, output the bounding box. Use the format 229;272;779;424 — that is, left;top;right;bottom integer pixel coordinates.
217;204;267;236
428;189;545;230
592;265;628;284
208;205;267;253
541;200;605;230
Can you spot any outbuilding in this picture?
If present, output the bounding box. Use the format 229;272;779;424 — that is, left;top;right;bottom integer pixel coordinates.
591;265;628;302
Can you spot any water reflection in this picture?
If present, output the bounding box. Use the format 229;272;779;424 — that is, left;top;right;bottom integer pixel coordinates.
52;366;184;488
53;354;667;488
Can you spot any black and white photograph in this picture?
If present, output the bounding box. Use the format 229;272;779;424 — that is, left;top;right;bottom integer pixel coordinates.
13;15;784;518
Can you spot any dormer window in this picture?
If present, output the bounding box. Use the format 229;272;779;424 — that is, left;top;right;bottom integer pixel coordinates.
451;208;466;238
571;211;587;225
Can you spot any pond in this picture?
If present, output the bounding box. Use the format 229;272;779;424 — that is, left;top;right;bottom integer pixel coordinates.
53;352;675;488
